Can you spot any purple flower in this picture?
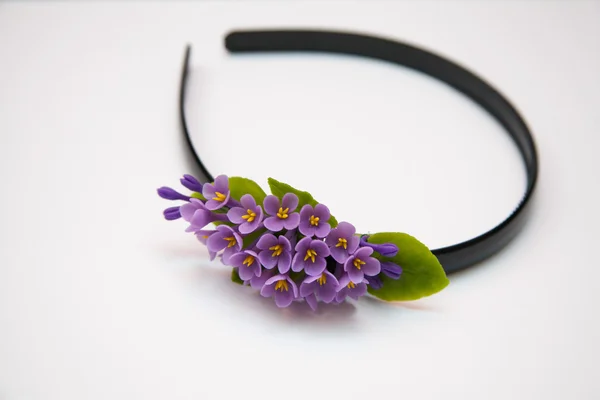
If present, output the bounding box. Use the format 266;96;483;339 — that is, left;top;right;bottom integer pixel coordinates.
260;274;298;308
180;174;203;192
180;198;212;232
366;275;383;290
250;268;276;289
344;246;381;284
336;274;368;301
256;234;292;274
381;261;403;279
299;270;339;303
298;204;331;238
163;206;181;220
263;194;300;232
284;229;298;249
325;221;360;263
292;237;330;276
157;186;190;201
179;198;228;232
359;235;399;257
229;250;261;281
206;225;242;264
304;293;318;311
227;194;264;234
195;229;217;260
202;175;230;210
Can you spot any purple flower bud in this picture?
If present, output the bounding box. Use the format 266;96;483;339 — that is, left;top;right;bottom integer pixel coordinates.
381;261;402;280
360;235;398;257
180;174;203;192
163;206;181;220
366;275;383;289
157;186;190;201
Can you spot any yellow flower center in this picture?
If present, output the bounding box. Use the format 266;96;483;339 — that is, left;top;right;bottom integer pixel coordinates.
276;207;289;219
309;215;320;226
224;236;237;248
336;238;348;249
275;280;289;292
353;258;366;270
303;249;317;263
347;281;356;289
317;274;327;286
241;209;256;222
269;244;283;257
213;191;227;202
242;255;255;267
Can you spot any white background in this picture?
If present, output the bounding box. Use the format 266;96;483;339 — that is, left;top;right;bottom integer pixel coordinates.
1;1;599;399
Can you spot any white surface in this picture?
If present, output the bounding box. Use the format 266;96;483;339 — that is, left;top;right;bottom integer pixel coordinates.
1;1;599;399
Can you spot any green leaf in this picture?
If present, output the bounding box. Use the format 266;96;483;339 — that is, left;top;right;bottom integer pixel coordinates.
231;268;244;285
267;177;338;227
229;177;267;204
191;192;205;200
242;228;266;249
367;232;449;301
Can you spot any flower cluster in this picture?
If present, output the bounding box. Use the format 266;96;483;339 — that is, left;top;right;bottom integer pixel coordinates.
158;174;403;309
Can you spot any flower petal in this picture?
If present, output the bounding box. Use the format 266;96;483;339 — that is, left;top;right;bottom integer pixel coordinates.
264;274;286;286
264;216;284;232
228;252;247;268
355;246;374;259
348;282;367;300
263;195;280;216
277;252;292;274
300;281;314;298
258;250;278;269
282;193;299;212
190;210;211;230
287;278;299;298
347;236;360;254
227;207;247;224
294;237;311;254
336;274;351;291
260;282;275;298
330;246;349;264
238;263;257;280
317;283;337;303
311;240;330;257
304;257;327;276
181;199;204;220
213;175;229;193
299;204;313;219
274;289;294;308
298;220;315;237
305;293;318;311
283;212;300;230
314;222;331;239
256;233;278;250
314;204;330;221
251;269;275;290
279;235;292;252
347;267;364;284
206;232;226;253
240;194;257;209
361;257;381;276
202;182;216;200
291;254;306;272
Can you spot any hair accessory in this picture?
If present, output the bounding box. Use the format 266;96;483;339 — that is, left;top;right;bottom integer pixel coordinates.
159;175;447;309
159;30;538;309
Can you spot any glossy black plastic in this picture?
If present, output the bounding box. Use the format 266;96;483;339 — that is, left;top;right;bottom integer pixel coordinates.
179;30;538;273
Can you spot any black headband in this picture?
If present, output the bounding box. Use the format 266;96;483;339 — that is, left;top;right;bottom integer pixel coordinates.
179;29;538;274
